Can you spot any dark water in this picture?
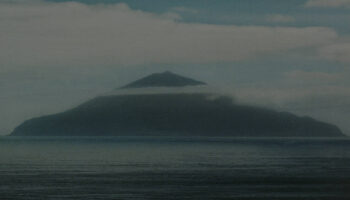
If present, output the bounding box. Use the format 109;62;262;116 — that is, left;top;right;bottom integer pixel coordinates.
0;136;350;200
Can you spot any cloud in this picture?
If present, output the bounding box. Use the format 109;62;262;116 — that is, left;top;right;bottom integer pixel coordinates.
305;0;350;8
171;6;198;14
285;70;342;83
0;1;338;70
234;86;350;106
265;14;295;23
105;85;219;96
0;0;43;4
319;43;350;63
232;85;350;134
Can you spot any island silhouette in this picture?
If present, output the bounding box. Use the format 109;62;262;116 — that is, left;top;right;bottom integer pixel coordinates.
11;71;344;137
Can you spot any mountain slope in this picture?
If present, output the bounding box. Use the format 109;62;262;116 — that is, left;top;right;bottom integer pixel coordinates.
121;71;206;89
11;94;344;137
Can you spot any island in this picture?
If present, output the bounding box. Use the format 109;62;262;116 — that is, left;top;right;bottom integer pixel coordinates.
11;71;345;137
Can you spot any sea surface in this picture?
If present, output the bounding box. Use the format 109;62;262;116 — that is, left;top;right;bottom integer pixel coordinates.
0;136;350;200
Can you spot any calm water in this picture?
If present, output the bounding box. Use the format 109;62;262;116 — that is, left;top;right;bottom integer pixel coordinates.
0;136;350;200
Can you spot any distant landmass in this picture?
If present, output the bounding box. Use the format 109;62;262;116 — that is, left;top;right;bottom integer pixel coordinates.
11;71;344;137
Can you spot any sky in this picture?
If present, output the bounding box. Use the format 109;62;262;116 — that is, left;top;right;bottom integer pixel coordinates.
1;0;350;135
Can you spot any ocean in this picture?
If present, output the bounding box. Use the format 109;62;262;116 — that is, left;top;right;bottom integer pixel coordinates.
0;136;349;200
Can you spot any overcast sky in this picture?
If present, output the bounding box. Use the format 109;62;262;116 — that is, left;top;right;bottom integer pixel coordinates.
1;0;350;135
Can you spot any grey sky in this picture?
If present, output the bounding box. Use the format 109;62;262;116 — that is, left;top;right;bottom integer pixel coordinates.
1;0;350;135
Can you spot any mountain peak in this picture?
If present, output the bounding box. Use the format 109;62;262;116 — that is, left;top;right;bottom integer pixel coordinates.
121;71;206;89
